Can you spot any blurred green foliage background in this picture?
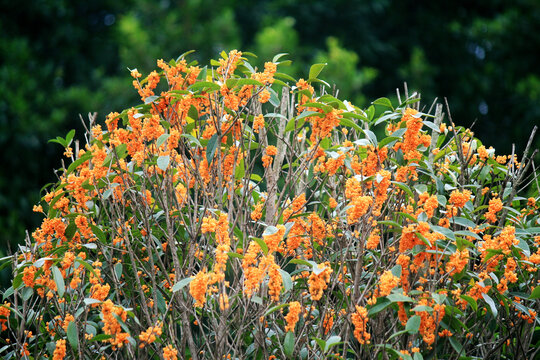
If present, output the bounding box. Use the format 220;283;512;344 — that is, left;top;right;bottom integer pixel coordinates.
1;0;540;277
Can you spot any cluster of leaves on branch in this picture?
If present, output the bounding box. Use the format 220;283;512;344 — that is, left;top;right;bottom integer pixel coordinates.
1;51;539;359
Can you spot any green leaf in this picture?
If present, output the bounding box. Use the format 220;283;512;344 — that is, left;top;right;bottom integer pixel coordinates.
285;117;306;133
324;335;341;353
368;298;392;316
227;252;244;259
378;136;401;148
75;258;98;278
89;334;112;342
83;298;102;306
362;128;378;146
67;321;79;350
263;226;279;236
156;134;170;148
206;134;219;165
65;129;76;146
52;266;65;298
372;97;393;109
529;286;540;299
298;110;322;121
156;290;167;313
459;295;478;311
413;352;424;360
406;315;421;334
157;155;170;171
251;295;263;305
289;259;312;267
390;265;402;278
172;277;193;293
449;337;463;354
272;53;289;63
226;78;263;88
251;237;269;255
144;95;159;104
279;269;293;292
274;72;297;82
90;225;106;243
264;303;288;317
114;263;123;279
482;293;498;317
180;133;202;147
308;63;326;79
412;305;433;313
339;118;363;132
188;81;221;92
387;293;414;303
366;105;375;121
284;331;295;358
49;136;67;147
430;225;456;241
66;151;93;174
268;88;280;107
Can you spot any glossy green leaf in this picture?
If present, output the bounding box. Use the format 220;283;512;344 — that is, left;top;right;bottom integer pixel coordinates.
52;266;65;298
278;268;293;292
157;155;170;171
372;97;393;109
251;237;268;255
206;134;219;165
308;63;326;79
156;133;170;148
284;331;295;358
188;81;220;92
172;277;193;293
482;293;498;317
529;286;540;299
67;321;78;350
406;315;421;334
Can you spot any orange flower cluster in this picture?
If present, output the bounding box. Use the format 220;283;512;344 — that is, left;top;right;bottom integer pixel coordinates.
351;305;370;344
285;301;302;332
163;344;178;360
449;189;472;209
190;271;210;308
139;323;162;347
392;108;431;161
101;299;129;349
497;257;518;294
480;226;519;271
52;339;66;360
308;263;332;301
0;302;10;331
377;270;400;297
485;197;503;223
309;108;343;143
416;299;445;346
345;178;373;224
252;114;265;133
446;249;469;276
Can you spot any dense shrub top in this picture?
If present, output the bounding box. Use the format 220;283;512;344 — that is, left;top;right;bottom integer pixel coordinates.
1;50;539;359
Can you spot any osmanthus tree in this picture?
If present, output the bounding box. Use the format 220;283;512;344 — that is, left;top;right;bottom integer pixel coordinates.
0;51;539;359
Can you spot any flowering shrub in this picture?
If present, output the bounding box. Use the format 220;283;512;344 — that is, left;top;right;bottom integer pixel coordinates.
1;50;539;359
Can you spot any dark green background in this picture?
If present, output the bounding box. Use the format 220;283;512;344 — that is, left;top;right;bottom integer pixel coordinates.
1;0;539;270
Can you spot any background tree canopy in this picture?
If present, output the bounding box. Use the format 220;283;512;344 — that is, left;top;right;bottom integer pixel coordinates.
1;0;539;279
